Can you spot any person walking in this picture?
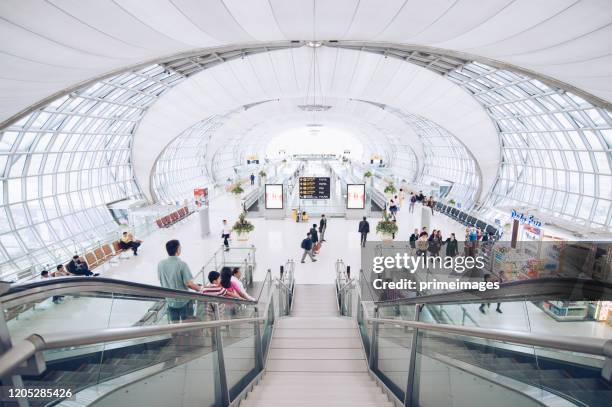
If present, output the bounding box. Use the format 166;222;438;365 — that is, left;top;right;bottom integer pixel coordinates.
300;233;317;263
409;193;416;213
250;173;255;185
221;219;231;251
388;199;398;220
427;196;435;215
157;239;201;322
310;223;319;254
445;233;459;257
358;217;370;247
479;273;503;314
319;214;327;242
409;228;419;253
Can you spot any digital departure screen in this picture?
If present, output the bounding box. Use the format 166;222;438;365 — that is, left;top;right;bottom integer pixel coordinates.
299;177;330;199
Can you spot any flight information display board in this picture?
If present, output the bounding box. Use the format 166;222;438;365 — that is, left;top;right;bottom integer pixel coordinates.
299;177;330;199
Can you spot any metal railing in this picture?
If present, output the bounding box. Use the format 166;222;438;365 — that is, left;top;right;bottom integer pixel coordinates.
358;294;612;407
335;259;355;317
196;244;257;287
277;260;295;316
0;268;293;406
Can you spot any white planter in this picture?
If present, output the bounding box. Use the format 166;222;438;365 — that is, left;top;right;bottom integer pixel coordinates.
380;232;394;242
236;232;250;242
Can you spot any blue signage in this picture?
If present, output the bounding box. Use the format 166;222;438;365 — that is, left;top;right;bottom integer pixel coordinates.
511;209;542;228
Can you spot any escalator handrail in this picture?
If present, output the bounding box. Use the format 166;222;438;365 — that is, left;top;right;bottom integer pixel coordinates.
365;316;612;359
0;276;256;309
373;277;611;306
0;315;264;378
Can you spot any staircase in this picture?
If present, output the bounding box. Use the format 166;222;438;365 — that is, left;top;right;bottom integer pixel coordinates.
240;284;392;406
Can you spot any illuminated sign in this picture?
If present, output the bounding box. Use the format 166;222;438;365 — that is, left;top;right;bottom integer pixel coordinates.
299;177;330;199
265;184;283;209
347;184;365;209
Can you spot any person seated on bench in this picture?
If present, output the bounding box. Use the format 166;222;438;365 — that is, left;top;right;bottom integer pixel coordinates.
67;255;98;276
120;231;142;256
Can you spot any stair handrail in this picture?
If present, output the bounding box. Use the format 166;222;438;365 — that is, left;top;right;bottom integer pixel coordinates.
365;315;612;360
0;276;256;310
0;315;264;379
0;274;280;404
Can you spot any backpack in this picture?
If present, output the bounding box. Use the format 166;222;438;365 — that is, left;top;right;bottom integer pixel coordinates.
411;195;417;203
301;239;307;249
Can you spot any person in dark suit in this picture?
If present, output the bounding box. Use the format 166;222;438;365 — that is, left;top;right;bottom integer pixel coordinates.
66;255;96;276
358;217;370;247
319;214;327;242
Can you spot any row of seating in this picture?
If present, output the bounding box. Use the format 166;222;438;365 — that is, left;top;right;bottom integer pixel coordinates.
80;239;133;271
155;206;190;228
434;202;499;236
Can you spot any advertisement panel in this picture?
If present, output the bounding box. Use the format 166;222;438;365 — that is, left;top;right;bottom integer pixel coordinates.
347;184;366;209
265;184;283;209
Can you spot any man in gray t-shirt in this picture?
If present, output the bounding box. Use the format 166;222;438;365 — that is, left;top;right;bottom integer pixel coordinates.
157;239;201;322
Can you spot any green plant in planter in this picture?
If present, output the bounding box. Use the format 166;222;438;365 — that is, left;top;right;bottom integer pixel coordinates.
233;211;255;235
364;171;373;178
376;212;398;236
230;184;244;195
258;170;267;178
384;184;397;194
282;159;287;163
448;198;456;206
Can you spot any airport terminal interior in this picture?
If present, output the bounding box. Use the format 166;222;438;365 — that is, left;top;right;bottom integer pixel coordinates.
0;1;611;406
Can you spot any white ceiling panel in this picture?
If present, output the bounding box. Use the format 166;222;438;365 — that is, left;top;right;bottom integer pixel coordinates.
1;0;610;126
224;0;286;40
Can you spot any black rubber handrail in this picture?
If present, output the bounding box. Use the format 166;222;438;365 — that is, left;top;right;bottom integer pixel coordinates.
0;276;256;309
373;277;612;306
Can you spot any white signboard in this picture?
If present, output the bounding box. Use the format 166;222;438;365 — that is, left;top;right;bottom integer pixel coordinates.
347;184;365;209
265;184;283;209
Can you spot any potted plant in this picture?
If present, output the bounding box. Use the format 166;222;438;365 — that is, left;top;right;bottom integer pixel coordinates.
230;183;244;195
364;171;372;178
258;170;267;178
448;198;456;207
376;212;398;242
282;159;287;164
233;211;254;241
384;183;397;198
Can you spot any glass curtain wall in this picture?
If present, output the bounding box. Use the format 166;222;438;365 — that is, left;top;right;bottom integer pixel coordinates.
383;107;480;207
448;62;612;231
152;115;230;204
0;65;184;280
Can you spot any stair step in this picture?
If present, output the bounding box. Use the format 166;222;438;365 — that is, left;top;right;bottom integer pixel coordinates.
246;391;389;402
267;358;367;372
268;347;364;360
271;338;362;349
241;401;392;407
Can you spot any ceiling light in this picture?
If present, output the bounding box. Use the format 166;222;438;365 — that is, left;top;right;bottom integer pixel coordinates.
307;41;322;48
298;104;332;112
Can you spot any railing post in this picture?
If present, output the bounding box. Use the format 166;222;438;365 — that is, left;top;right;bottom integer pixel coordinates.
368;306;379;372
253;307;264;372
404;304;421;407
212;304;230;407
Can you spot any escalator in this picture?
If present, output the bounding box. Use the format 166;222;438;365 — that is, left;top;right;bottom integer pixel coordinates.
357;276;612;407
0;270;281;406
